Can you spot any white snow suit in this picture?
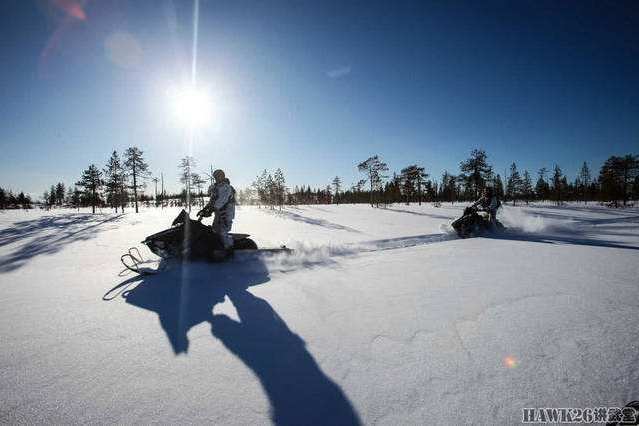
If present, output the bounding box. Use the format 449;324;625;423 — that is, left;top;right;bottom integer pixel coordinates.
472;195;500;225
206;179;236;249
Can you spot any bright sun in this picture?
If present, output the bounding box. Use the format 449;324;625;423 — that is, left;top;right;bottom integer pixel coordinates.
167;85;212;128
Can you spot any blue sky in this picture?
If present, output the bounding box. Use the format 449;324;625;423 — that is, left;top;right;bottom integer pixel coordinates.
1;0;638;196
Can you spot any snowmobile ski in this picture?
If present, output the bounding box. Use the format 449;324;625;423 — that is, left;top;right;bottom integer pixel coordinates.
249;245;292;254
120;247;165;275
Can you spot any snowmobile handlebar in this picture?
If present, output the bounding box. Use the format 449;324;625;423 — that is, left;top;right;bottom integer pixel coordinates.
196;206;213;219
463;206;478;216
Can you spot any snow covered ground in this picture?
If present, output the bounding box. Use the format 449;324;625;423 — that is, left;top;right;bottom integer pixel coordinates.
1;203;638;424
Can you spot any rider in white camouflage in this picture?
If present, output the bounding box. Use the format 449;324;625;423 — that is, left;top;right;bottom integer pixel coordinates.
471;186;501;226
197;169;236;251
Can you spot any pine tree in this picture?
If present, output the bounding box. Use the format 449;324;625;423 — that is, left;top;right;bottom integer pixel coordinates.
578;162;591;204
77;164;103;214
252;170;269;207
332;176;342;205
357;155;388;207
49;185;56;207
440;171;457;203
104;150;126;212
124;147;150;213
459;149;493;199
492;174;505;199
71;187;82;211
55;183;65;206
265;172;276;208
400;171;415;204
42;190;50;209
598;155;639;206
506;162;522;206
17;192;30;209
191;173;206;207
273;169;286;209
552;165;564;205
7;191;17;208
400;165;429;205
65;187;73;205
0;187;6;209
617;155;638;206
521;170;533;205
535;168;550;201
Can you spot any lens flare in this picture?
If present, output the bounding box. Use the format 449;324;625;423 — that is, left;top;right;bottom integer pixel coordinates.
105;32;143;69
503;355;519;369
53;0;86;21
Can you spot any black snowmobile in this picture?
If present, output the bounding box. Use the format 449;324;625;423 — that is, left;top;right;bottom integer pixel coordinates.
120;209;288;275
451;205;504;239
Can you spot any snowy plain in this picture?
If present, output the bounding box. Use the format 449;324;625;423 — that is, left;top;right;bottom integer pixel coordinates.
1;203;638;424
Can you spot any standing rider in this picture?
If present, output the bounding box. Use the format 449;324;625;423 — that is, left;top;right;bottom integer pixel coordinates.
197;169;236;254
471;187;501;227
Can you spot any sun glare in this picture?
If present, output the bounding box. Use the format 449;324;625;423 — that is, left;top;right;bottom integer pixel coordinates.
167;85;212;128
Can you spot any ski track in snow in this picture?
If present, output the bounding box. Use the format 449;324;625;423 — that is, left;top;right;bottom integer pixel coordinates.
1;203;639;424
262;233;458;272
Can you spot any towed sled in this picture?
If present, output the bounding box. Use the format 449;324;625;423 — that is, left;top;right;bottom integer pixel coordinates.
451;206;504;239
121;209;289;275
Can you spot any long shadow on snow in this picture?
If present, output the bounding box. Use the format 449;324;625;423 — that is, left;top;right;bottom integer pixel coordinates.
526;204;639;216
0;213;101;246
383;207;455;221
268;209;362;233
106;256;361;426
488;230;639;251
518;209;639;225
0;213;124;273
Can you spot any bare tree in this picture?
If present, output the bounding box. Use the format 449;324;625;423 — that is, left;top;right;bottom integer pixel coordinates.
178;156;197;211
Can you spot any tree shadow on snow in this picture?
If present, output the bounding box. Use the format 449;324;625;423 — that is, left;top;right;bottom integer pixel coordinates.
0;213;124;273
105;256;361;425
488;230;639;251
383;207;455;221
267;209;362;233
518;208;639;224
526;204;639;216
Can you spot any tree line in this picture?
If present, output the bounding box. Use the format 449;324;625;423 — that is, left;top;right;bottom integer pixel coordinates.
36;149;225;214
14;148;638;213
0;188;32;210
32;147;152;214
236;169;287;209
238;150;639;208
67;148;150;214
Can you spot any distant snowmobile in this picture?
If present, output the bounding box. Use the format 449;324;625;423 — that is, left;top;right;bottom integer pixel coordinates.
451;205;505;238
120;209;289;275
